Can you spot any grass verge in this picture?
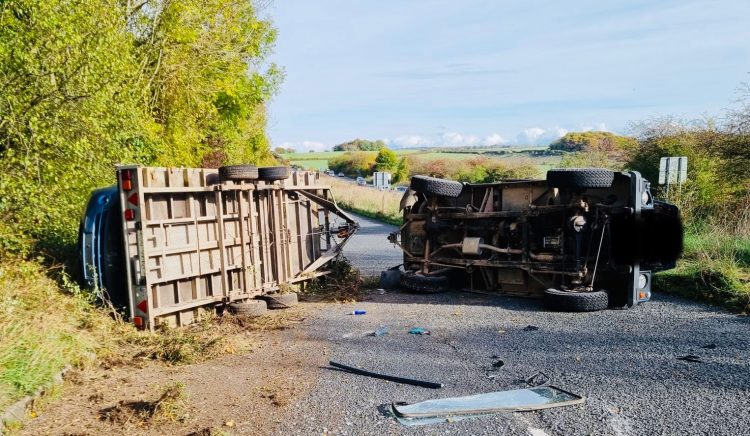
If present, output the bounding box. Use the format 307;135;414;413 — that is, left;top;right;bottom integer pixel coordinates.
326;176;402;225
654;226;750;312
0;260;115;410
0;257;302;422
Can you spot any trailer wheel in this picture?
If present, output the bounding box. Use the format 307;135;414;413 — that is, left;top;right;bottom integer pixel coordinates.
256;292;298;309
543;288;609;312
219;165;259;181
400;271;449;293
257;166;291;181
229;299;267;316
410;175;463;198
546;168;614;189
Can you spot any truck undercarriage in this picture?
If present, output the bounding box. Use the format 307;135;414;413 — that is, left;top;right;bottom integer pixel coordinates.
391;168;683;311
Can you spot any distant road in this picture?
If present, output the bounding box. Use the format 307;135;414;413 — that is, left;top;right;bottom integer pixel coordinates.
341;213;402;276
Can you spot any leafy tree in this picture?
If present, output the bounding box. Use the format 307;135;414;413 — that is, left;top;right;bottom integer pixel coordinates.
393;157;410;183
0;0;156;255
328;152;376;177
333;138;385;151
130;0;282;167
550;131;637;160
375;147;398;172
625;117;742;216
0;0;280;257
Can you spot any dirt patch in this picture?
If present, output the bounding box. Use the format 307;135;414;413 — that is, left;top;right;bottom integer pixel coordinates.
19;306;327;435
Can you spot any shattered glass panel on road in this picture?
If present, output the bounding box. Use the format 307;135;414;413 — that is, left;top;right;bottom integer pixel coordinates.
392;386;584;426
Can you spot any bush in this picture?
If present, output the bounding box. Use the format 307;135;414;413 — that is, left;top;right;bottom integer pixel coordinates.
625;118;746;217
328;151;376;177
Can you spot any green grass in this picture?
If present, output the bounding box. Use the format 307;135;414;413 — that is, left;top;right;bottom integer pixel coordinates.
326;177;402;225
288;159;330;170
654;229;750;311
0;261;113;410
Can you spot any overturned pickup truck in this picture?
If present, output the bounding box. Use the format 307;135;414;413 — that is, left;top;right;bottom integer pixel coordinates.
78;165;357;329
390;168;682;311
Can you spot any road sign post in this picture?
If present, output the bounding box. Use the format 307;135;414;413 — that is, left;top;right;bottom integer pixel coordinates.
658;156;687;200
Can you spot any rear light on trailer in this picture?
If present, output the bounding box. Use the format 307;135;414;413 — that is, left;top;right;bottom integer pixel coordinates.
133;316;144;329
121;169;133;191
124;209;135;221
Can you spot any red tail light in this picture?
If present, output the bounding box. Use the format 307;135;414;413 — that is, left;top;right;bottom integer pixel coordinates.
133;316;144;329
124;209;135;221
121;170;133;191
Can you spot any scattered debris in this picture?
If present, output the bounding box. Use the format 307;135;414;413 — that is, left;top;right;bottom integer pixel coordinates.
677;355;702;363
524;371;551;387
391;386;584;426
99;382;188;426
492;360;505;369
329;361;443;389
349;310;366;315
371;326;389;337
303;257;363;302
702;343;717;349
523;325;540;332
409;327;431;335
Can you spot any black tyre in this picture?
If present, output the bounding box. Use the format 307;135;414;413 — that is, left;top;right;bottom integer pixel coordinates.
410;175;463;198
258;166;291;181
546;168;614;189
219;165;259;181
256;292;298;309
229;299;267;316
400;271;449;293
543;288;608;312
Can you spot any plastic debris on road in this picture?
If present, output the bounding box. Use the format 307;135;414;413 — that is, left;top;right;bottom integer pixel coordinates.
349;310;366;315
371;326;388;337
391;386;584;426
677;355;702;363
329;361;443;389
409;327;430;335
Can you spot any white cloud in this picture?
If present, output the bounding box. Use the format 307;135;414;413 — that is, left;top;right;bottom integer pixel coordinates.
518;127;546;144
482;133;507;146
440;131;479;147
279;140;328;152
390;135;429;148
516;127;568;145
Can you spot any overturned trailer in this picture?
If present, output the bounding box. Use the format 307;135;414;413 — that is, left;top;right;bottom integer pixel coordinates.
78;165;357;329
391;169;682;311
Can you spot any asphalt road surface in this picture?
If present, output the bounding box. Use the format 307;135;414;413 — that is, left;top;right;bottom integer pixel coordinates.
341;213;403;276
277;213;750;436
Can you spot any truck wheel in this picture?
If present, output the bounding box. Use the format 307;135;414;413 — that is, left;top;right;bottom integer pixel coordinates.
258;166;291;181
410;175;463;198
546;168;614;189
543;288;608;312
229;299;267;316
256;292;298;309
400;271;449;293
219;165;259;181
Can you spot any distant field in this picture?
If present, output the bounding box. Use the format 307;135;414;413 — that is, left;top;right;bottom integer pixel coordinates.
283;146;560;172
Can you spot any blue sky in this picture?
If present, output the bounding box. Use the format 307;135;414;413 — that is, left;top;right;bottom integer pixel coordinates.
265;0;750;151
